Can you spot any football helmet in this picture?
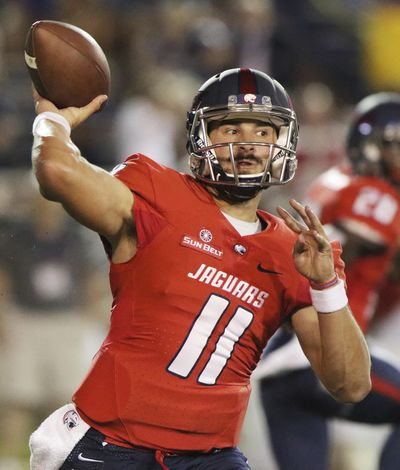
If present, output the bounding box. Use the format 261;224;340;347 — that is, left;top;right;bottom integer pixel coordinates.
186;68;299;201
347;92;400;186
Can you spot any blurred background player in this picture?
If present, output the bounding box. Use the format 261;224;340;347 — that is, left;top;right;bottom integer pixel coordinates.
255;93;400;470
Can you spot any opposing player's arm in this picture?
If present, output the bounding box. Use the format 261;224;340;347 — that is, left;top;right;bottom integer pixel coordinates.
278;199;371;403
32;92;135;258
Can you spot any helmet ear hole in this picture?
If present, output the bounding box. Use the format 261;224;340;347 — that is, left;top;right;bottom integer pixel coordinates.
186;68;299;199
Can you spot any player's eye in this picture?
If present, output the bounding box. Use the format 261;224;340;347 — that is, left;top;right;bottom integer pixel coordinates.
256;128;273;138
224;127;238;135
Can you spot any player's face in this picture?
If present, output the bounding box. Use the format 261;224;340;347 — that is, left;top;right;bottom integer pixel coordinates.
382;141;400;183
208;119;278;175
380;123;400;183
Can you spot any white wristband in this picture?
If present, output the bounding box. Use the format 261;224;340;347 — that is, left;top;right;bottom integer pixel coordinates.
32;112;71;136
310;278;348;313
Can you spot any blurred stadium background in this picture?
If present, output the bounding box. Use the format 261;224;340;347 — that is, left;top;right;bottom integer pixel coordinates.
1;0;400;468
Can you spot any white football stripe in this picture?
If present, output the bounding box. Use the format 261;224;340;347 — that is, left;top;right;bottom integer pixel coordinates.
24;51;37;69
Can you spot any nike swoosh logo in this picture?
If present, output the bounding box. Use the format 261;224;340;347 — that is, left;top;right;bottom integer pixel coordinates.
78;453;104;463
257;263;282;275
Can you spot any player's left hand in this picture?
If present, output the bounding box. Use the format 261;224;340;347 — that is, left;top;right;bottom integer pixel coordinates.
277;199;336;284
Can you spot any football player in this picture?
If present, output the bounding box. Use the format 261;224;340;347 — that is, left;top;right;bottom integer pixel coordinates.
257;93;400;470
28;68;370;470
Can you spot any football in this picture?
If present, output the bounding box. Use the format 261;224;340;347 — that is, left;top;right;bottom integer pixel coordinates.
24;20;111;109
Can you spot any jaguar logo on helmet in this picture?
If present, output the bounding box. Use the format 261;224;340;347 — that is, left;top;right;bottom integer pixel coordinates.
229;94;269;106
244;94;257;103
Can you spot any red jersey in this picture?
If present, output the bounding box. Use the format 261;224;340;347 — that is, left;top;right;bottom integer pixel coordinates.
306;166;400;332
73;155;311;452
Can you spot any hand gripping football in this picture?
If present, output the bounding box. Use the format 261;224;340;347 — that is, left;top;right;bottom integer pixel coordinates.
24;20;111;109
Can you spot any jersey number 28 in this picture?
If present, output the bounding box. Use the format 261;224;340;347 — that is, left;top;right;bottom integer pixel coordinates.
353;187;398;225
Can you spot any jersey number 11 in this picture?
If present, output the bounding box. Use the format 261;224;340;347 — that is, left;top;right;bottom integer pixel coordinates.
167;294;253;385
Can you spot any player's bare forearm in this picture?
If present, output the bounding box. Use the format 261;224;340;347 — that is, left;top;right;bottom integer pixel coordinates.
293;305;371;403
317;305;371;402
32;116;134;243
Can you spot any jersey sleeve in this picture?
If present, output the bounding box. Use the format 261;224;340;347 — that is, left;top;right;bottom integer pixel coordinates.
111;153;192;210
305;165;351;217
283;278;311;317
102;155;177;255
331;239;346;284
111;154;166;204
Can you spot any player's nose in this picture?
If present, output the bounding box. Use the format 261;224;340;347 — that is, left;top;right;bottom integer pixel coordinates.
237;144;256;158
238;142;255;152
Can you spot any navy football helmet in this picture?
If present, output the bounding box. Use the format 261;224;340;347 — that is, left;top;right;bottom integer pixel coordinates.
347;92;400;186
186;68;299;201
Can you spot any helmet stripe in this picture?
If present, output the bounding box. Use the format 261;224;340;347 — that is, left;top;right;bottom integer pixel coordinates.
239;68;257;94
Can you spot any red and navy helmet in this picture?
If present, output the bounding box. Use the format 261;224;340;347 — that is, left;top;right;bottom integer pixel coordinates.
186;68;299;201
347;92;400;186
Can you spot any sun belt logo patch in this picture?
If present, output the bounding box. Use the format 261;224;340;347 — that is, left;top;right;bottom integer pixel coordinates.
181;234;223;259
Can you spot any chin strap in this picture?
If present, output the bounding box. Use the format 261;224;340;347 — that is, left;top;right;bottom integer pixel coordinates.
210;184;264;203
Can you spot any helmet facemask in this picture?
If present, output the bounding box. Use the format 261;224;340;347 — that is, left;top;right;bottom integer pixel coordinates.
187;96;298;201
350;120;400;186
347;92;400;187
381;123;400;184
